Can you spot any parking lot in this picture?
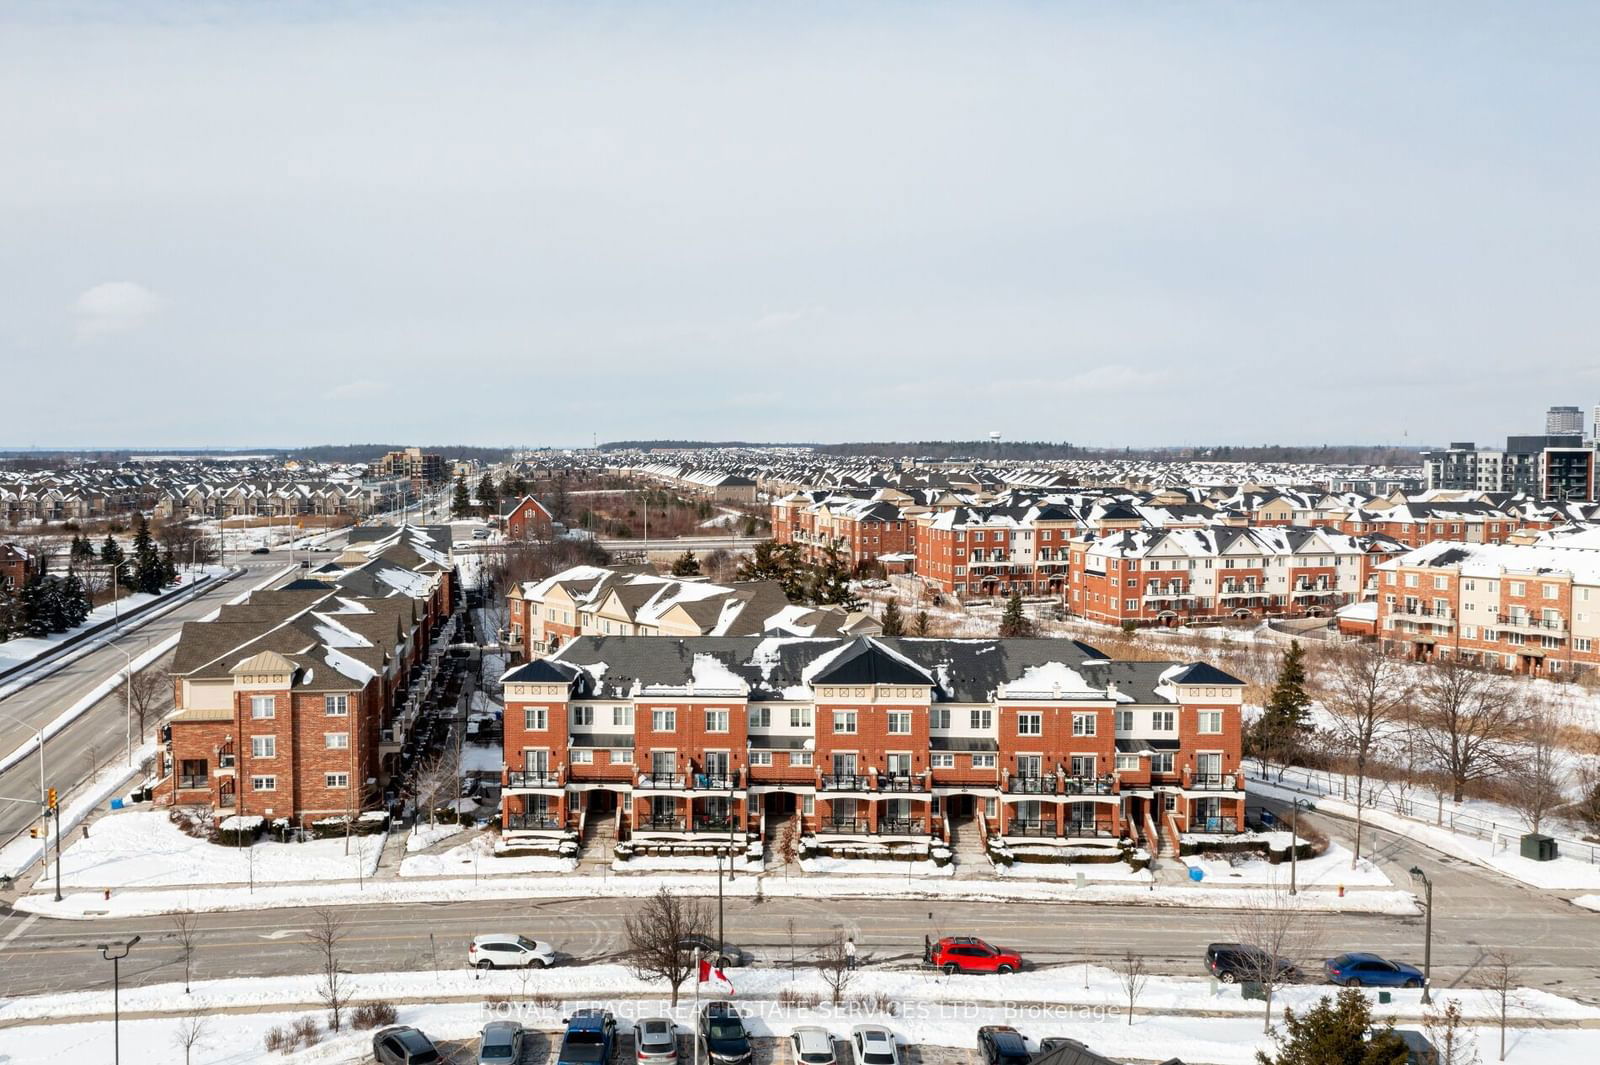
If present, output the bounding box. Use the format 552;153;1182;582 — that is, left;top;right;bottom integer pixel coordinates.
428;1029;972;1065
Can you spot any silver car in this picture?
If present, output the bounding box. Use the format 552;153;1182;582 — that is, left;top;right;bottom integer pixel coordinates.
633;1017;678;1065
479;1021;525;1065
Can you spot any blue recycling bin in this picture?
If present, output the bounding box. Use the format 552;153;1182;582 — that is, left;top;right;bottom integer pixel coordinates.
1189;866;1204;882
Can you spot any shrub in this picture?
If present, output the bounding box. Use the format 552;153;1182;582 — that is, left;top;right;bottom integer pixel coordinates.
211;818;265;847
352;1002;399;1030
778;988;821;1008
263;1026;295;1054
291;1016;320;1047
855;991;899;1016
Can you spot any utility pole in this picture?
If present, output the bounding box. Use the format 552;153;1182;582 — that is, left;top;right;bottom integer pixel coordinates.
98;936;141;1065
1410;866;1433;1003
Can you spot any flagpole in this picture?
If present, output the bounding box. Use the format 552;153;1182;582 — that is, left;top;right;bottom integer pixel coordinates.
693;947;702;1065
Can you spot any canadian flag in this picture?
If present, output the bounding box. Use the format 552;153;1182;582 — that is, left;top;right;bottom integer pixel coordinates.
698;958;735;995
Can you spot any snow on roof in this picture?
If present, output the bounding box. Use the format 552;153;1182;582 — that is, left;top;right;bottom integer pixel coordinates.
324;646;377;685
762;604;819;637
689;653;749;695
1336;600;1379;621
311;616;373;649
1002;661;1094;698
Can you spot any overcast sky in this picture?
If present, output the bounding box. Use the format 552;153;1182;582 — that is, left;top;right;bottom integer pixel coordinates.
3;2;1597;450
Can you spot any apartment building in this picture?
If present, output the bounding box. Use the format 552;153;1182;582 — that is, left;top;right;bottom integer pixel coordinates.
507;564;877;659
914;504;1085;599
498;635;1245;858
1422;436;1595;499
376;448;447;492
1376;529;1600;677
772;493;918;569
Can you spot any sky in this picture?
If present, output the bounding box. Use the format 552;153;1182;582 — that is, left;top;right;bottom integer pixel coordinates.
2;1;1598;450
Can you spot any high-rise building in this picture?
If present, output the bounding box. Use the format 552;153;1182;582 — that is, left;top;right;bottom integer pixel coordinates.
1546;405;1583;435
1592;404;1600;442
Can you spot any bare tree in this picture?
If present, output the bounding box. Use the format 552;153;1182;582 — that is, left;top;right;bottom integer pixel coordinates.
1229;888;1323;1033
305;907;352;1031
816;929;855;1005
1483;950;1522;1063
125;667;170;743
1416;657;1522;802
171;910;201;993
1424;998;1479;1065
412;746;461;826
1503;700;1567;836
775;819;801;880
622;888;711;1007
1573;759;1600;836
172;1007;209;1065
1317;642;1408;867
1115;950;1149;1026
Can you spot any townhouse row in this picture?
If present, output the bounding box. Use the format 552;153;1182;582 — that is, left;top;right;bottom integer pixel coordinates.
498;635;1246;857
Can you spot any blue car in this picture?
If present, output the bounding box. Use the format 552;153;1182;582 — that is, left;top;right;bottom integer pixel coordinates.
558;1010;617;1065
1323;953;1425;989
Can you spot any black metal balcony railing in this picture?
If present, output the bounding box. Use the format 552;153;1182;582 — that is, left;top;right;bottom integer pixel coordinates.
821;774;868;791
636;773;687;789
692;774;736;790
819;817;870;834
1064;820;1114;837
1187;774;1238;791
1004;819;1057;837
693;816;735;832
878;774;919;792
178;775;208;790
1063;776;1116;796
638;816;688;832
504;814;563;831
507;770;561;788
877;817;927;836
1007;775;1054;795
1193;816;1240;834
1497;614;1564;631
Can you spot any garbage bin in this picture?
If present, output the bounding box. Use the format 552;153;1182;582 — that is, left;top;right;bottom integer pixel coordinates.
1520;833;1559;862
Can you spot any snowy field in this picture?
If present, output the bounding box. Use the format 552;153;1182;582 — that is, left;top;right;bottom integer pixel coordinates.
1180;840;1392;888
400;834;576;877
37;810;385;890
2;963;1597;1065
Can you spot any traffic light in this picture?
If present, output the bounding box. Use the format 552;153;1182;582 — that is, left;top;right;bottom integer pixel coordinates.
46;788;57;810
29;826;40;839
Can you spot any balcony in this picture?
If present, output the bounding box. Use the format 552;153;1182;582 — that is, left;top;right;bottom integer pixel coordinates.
1064;819;1116;837
1496;613;1566;635
818;817;870;834
504;813;563;832
636;773;687;789
1007;775;1055;795
637;816;687;832
877;775;922;793
1186;773;1240;792
691;773;737;791
692;816;736;833
876;817;927;836
507;770;562;789
1190;816;1241;834
177;775;209;791
1063;776;1116;796
1142;585;1191;600
1004;818;1057;837
1219;584;1268;597
1389;604;1454;624
820;774;869;791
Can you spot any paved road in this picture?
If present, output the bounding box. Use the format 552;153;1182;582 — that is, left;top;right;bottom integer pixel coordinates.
0;557;291;847
0;807;1594;1004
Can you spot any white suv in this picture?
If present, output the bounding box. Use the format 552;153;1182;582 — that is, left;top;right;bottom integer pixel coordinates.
468;933;556;969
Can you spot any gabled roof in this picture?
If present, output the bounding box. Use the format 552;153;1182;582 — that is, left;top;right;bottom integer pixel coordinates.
1163;662;1244;686
806;637;934;686
230;649;296;675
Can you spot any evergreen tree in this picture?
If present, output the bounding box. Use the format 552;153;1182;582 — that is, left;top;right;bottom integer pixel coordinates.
60;569;90;627
737;541;805;600
913;609;931;637
809;542;862;610
102;534;131;593
1256;987;1408;1065
880;597;904;637
161;546;179;587
477;473;500;515
999;589;1033;637
20;571;53;637
670;550;702;577
0;583;22;641
131;514;164;595
1250;641;1315;774
451;475;471;518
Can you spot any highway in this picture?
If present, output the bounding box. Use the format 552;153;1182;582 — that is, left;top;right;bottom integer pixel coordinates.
0;811;1595;1004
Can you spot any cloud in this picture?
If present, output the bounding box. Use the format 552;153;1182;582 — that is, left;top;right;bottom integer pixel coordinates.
321;379;392;402
753;306;824;332
1004;366;1174;397
72;281;164;340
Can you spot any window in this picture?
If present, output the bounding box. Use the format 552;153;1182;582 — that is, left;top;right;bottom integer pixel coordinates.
1017;713;1043;736
1198;710;1223;734
1151;753;1175;774
790;707;813;728
652;709;676;731
614;748;633;764
1511;581;1526;597
250;696;275;719
324;694;348;716
749;707;771;729
324;772;349;789
572;749;594;764
704;709;730;733
803;795;815;815
930;753;955;768
1072;713;1096;736
1405;573;1418;588
790;751;813;767
1544;583;1560;599
930;708;951;729
833;711;857;734
572;706;594;727
325;732;348;750
1577;637;1593;653
972;753;997;769
251;775;276;791
250;736;276;758
1152;710;1175;731
887;712;912;734
970;709;993;730
1115;710;1133;731
524;707;547;730
1434;576;1448;590
749;750;773;766
1115;754;1140;772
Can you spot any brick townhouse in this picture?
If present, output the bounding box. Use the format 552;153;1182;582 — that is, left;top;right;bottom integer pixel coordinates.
0;542;33;590
771;493;919;570
1376;528;1600;677
498;635;1245;857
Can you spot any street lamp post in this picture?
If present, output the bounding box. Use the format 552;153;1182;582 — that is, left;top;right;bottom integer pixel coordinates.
1288;799;1306;896
1409;866;1433;1003
98;935;141;1065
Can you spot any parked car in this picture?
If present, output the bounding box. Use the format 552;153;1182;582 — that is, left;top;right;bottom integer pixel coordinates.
927;936;1022;974
676;934;748;968
1036;1038;1089;1056
478;1021;525;1065
468;933;556;969
373;1027;442;1065
788;1026;837;1065
632;1017;679;1065
850;1026;900;1065
251;546;270;554
977;1027;1031;1065
1204;942;1301;984
1324;953;1425;989
698;1002;753;1065
558;1010;618;1065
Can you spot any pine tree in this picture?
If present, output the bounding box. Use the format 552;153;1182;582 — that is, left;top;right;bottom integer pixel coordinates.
1256;987;1408;1065
0;583;21;641
477;473;500;515
880;597;904;637
670;550;702;577
737;541;805;600
131;514;164;594
102;534;130;594
161;546;179;587
60;569;90;627
809;543;862;610
913;609;931;637
451;475;471;518
999;589;1033;637
1250;641;1314;774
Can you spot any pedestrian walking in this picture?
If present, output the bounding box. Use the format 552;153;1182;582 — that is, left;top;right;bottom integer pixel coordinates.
845;935;858;970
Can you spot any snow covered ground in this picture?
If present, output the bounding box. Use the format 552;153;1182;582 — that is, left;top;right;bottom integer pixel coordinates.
995;859;1151;882
1181;840;1392;888
2;962;1597;1065
400;834;575;877
36;810;386;890
405;821;465;853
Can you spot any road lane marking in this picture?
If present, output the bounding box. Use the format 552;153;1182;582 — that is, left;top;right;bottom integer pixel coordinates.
0;913;38;948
